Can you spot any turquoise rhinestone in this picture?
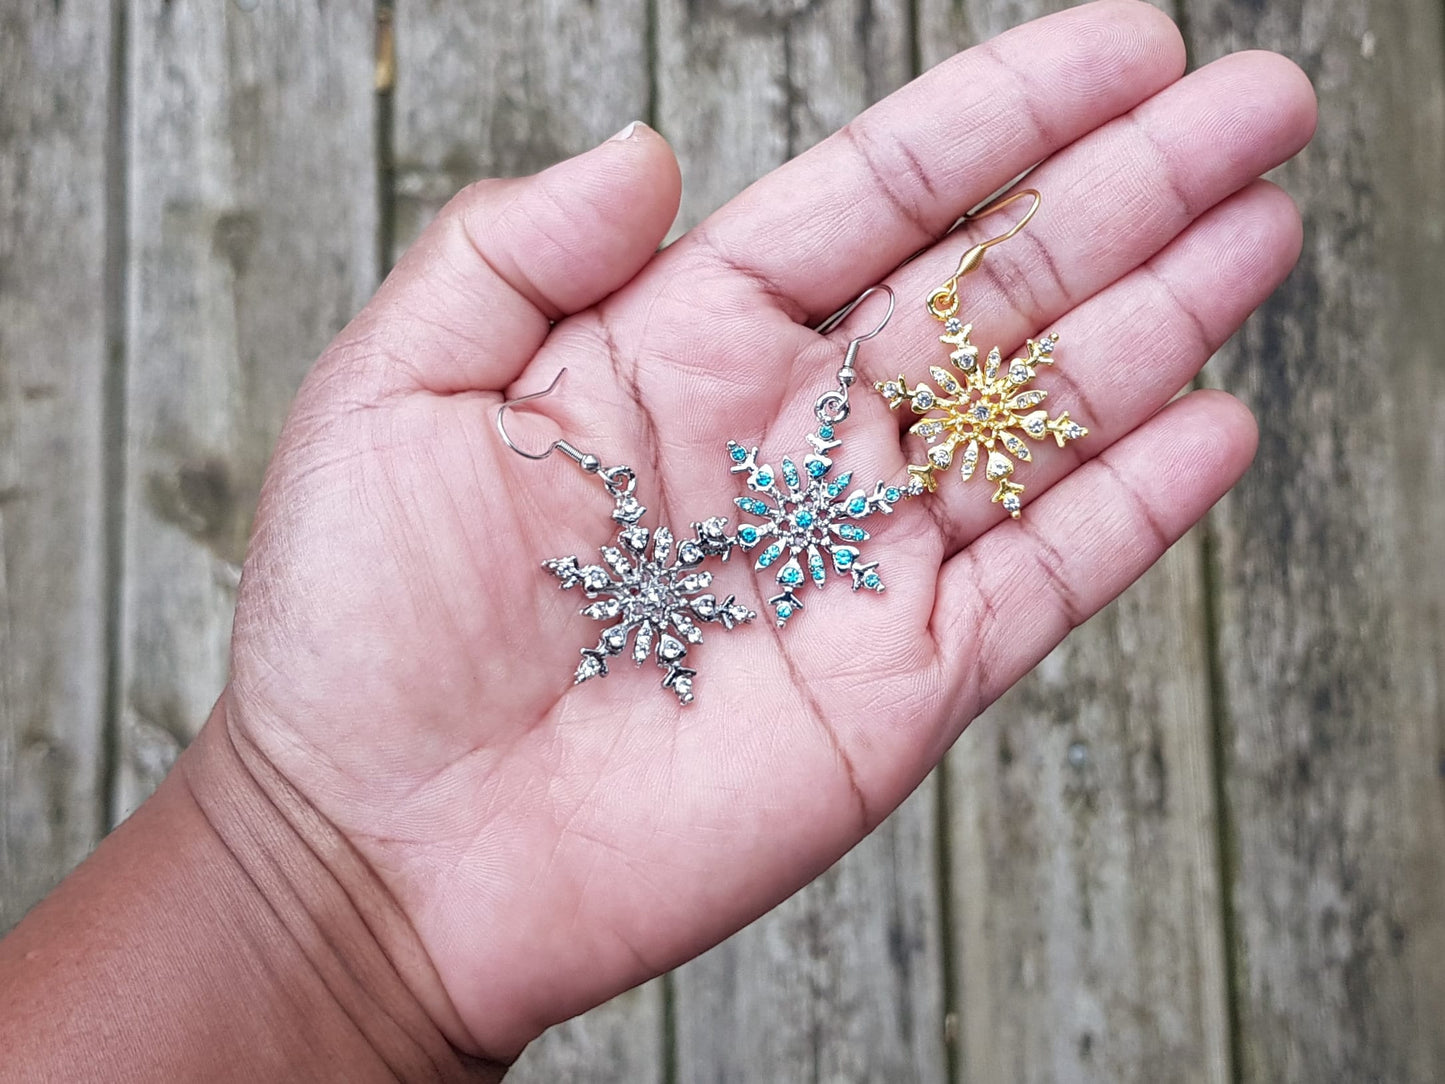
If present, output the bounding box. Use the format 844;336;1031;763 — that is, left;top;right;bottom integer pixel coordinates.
847;496;867;515
730;445;747;462
782;458;800;488
810;558;825;583
806;459;827;478
864;572;881;588
819;425;834;439
777;603;794;620
781;565;802;585
754;466;774;488
885;487;901;503
835;549;855;568
795;509;814;528
738;525;759;544
757;542;782;568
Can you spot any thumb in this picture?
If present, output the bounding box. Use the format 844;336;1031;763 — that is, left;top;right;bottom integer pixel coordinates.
335;121;681;396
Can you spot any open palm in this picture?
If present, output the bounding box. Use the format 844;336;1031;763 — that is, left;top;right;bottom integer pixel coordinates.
220;2;1314;1063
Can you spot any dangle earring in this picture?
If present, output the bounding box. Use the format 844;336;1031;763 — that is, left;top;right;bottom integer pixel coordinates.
874;189;1088;518
497;372;754;705
724;286;920;628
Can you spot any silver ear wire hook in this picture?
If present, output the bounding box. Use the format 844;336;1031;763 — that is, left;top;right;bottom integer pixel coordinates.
497;370;640;499
813;283;895;339
812;285;895;425
495;368;606;471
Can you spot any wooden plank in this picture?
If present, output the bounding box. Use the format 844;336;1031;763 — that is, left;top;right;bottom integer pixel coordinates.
656;3;947;1081
915;3;1232;1081
0;4;113;928
390;0;651;253
658;0;912;236
1182;0;1445;1079
676;787;947;1083
947;554;1230;1084
389;4;664;1080
117;3;378;816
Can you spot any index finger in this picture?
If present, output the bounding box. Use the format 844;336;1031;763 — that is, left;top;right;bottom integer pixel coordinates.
677;0;1186;322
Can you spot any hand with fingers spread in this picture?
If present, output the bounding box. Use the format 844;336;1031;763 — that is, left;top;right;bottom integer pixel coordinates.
0;3;1316;1079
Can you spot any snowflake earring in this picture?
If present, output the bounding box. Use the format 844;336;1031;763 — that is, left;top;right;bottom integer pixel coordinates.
724;286;920;628
497;372;754;705
874;189;1088;518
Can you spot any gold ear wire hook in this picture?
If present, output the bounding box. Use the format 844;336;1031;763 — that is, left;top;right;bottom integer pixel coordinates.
495;369;598;469
927;188;1041;320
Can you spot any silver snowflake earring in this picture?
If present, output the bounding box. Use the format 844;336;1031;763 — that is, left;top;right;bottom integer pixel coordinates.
725;286;923;627
497;371;755;705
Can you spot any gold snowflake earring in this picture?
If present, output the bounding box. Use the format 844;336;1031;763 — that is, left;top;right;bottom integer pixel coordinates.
874;189;1087;518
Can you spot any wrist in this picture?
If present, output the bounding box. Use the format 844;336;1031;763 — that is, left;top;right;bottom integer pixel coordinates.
181;694;505;1080
0;697;504;1083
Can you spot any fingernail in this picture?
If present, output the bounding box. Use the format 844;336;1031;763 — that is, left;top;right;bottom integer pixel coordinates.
608;120;643;143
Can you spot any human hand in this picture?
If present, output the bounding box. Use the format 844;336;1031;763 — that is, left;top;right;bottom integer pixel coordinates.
217;1;1315;1063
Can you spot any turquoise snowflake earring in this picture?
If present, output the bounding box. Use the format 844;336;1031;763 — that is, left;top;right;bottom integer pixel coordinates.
724;287;922;627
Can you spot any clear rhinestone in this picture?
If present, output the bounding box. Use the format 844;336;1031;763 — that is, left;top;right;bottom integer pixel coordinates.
658;634;686;662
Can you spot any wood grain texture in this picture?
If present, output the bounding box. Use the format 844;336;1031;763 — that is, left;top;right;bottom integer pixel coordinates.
675;786;948;1084
948;553;1229;1084
117;2;378;817
390;5;664;1080
917;3;1231;1081
656;0;911;235
1183;0;1445;1079
657;3;948;1081
390;0;651;256
0;4;113;929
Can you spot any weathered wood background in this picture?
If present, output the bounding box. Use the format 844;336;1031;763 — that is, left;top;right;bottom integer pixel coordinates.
3;1;1442;1081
